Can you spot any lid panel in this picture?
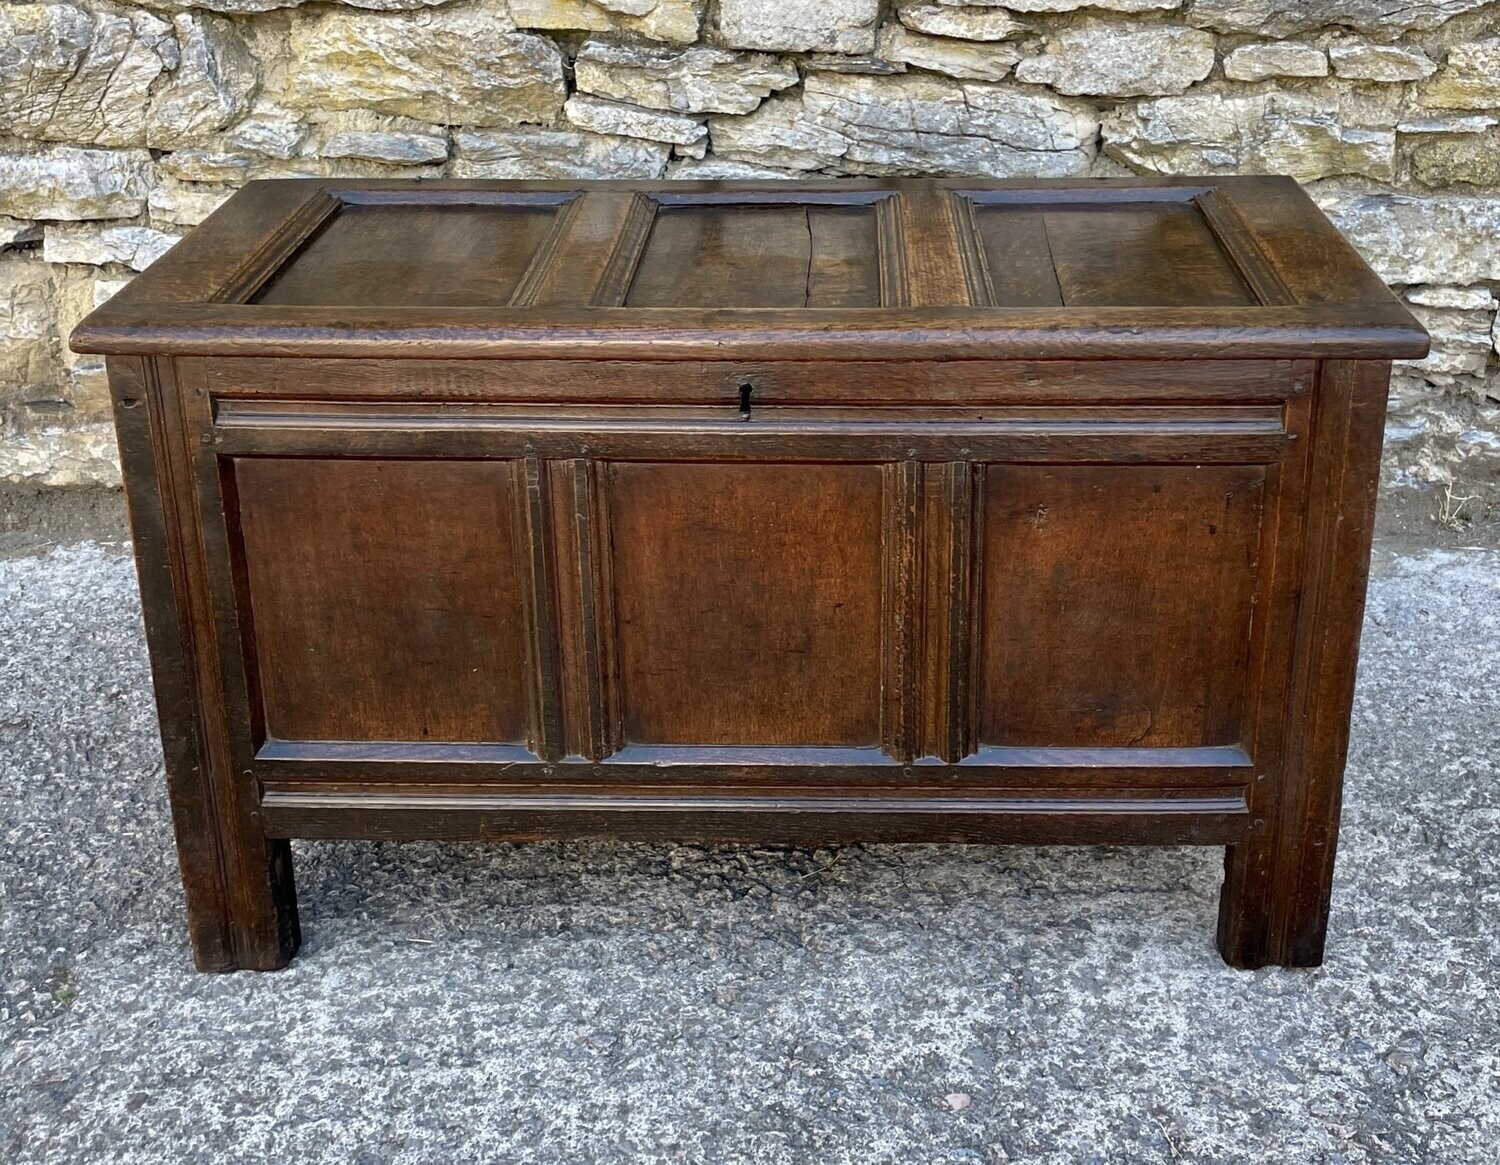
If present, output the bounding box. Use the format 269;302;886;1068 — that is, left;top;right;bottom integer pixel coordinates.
68;177;1432;362
971;199;1255;309
251;201;563;308
624;203;883;309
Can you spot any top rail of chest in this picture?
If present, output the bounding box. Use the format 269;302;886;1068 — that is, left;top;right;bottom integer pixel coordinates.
72;176;1427;363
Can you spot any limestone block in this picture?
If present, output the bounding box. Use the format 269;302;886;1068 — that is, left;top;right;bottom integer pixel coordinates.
158;150;445;182
876;23;1022;82
1400;304;1496;377
147;181;234;228
509;0;704;45
157;151;259;183
224;106;309;159
0;3;173;147
284;6;565;126
0;423;120;487
50;264;125;395
802;54;906;75
1222;42;1328;81
715;0;881;54
667;156;800;179
0;255;59;398
1002;0;1179;10
1328;42;1436;82
134;0;450;13
564;96;707;146
312;111;449;164
706;93;855;171
1014;24;1216;97
1419;39;1500;111
0;5;255;151
895;3;1027;42
573;41;797;115
710;72;1098;176
1315;192;1500;285
42;224;181;270
1406;285;1499;311
1187;0;1493;37
0;146;153;220
1397;115;1497;135
452;128;671;179
1103;89;1396;182
1410;139;1500;189
147;15;259;149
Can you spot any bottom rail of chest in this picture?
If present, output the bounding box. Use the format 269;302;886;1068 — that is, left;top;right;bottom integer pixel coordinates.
256;781;1254;847
175;768;1323;975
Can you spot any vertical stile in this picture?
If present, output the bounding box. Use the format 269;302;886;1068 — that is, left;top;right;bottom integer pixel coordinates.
894;187;975;308
917;462;977;762
582;460;621;758
882;460;922;762
517;456;564;762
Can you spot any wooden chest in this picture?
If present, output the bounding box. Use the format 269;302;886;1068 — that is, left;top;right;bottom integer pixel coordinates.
73;177;1428;972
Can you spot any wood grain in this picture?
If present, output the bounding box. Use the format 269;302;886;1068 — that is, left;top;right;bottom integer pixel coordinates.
253;202;561;307
233;458;531;746
978;464;1265;749
626;203;881;309
607;461;885;748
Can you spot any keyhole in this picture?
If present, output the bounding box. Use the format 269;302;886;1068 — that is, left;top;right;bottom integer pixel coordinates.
738;381;753;421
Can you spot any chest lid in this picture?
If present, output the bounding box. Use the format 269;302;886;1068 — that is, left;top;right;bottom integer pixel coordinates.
72;176;1427;362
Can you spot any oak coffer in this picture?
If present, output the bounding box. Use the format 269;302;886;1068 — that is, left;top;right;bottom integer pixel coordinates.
72;177;1429;972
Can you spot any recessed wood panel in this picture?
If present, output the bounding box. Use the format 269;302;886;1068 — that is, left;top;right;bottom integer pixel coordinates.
607;462;885;746
625;203;882;308
252;202;560;307
978;464;1264;748
971;200;1254;308
233;458;530;745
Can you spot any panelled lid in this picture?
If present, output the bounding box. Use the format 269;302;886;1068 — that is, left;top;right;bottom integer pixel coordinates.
72;177;1429;361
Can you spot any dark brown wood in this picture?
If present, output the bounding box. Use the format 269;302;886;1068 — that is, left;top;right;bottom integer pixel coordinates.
977;463;1265;749
608;461;885;748
251;201;566;307
72;300;1427;361
195;356;1311;404
1217;360;1393;968
72;176;1427;971
626;202;882;309
107;357;299;972
230;458;531;746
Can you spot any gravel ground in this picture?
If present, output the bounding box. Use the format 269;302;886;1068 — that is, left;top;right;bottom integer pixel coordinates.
0;499;1497;1163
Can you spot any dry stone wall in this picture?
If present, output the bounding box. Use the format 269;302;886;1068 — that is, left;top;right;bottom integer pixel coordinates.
2;0;1498;487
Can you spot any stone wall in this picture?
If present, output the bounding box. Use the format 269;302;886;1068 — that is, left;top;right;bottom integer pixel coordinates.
2;0;1498;488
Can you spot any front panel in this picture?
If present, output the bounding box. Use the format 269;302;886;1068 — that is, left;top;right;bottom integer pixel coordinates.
977;464;1264;750
230;457;533;752
606;461;886;748
197;360;1307;803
